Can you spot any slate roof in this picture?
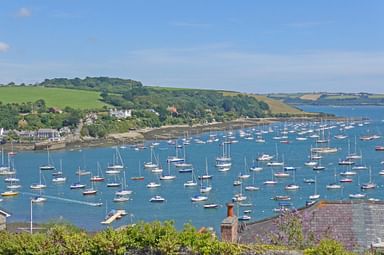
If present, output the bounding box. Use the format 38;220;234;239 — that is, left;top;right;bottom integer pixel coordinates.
0;208;11;217
238;200;384;252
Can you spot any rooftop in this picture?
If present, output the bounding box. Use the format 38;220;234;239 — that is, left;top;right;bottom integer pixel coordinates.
239;200;384;252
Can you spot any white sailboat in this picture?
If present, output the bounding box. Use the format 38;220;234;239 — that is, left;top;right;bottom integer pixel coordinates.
238;157;250;179
40;147;55;171
144;146;158;169
70;170;86;189
167;142;184;163
184;168;198;187
106;147;124;173
159;162;176;180
115;171;132;195
245;170;260;191
198;158;213;179
285;170;299;190
52;160;67;183
361;167;376;190
326;168;342;189
309;177;320;200
30;168;47;190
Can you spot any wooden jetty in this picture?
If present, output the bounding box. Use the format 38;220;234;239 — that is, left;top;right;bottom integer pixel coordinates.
101;209;127;225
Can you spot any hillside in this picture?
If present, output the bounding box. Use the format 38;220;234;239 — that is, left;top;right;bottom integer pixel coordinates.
222;92;305;115
268;92;384;106
0;86;108;109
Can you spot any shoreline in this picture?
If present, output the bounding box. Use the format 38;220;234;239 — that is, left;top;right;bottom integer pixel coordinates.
1;116;340;153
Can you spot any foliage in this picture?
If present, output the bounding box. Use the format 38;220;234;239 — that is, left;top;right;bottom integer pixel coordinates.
0;100;82;139
304;239;354;255
0;221;357;255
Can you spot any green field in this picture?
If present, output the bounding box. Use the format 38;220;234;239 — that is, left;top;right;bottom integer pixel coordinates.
0;86;108;109
323;95;359;100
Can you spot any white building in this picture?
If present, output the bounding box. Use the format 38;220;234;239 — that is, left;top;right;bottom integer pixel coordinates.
109;108;132;119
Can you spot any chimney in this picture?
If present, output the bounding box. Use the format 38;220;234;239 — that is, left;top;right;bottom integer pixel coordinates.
221;203;238;242
227;203;234;217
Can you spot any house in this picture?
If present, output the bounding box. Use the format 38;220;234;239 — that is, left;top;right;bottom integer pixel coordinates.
109;108;132;119
36;128;60;140
167;105;178;114
0;208;11;230
84;112;98;125
237;200;384;253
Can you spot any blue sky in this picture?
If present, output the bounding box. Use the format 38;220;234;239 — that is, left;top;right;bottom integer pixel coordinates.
1;1;384;93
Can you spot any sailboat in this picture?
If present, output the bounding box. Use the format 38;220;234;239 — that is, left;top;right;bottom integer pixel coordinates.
232;183;247;202
191;194;208;202
238;157;250;179
70;170;86;189
40;147;55;171
144;146;158;169
106;147;124;173
76;166;91;176
131;161;145;180
31;191;47;203
215;142;232;171
326;168;342;189
151;154;163;173
1;190;19;197
263;168;278;185
30;168;47;190
83;178;97;195
184;168;198;187
245;170;260;191
216;142;231;162
266;144;284;166
312;157;325;171
249;159;263;172
309;177;320;200
175;146;193;170
199;163;212;193
284;170;300;190
52;160;67;183
198;158;213;180
346;137;362;160
115;171;132;195
361;167;376;190
90;162;105;182
167;142;184;163
0;147;11;174
107;174;122;187
160;162;176;180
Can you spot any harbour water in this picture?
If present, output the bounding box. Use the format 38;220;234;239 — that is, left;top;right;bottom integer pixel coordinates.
1;105;384;232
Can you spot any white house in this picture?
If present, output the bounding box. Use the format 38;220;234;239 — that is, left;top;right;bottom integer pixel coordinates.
109;108;132;119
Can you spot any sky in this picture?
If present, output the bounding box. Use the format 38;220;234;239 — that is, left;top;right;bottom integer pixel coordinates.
1;0;384;93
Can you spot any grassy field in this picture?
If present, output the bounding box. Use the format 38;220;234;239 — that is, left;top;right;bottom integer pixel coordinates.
300;93;322;101
323;95;359;100
222;92;304;115
252;95;305;114
368;94;384;99
0;86;108;109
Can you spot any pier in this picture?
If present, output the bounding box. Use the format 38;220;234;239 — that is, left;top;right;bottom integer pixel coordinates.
101;210;127;224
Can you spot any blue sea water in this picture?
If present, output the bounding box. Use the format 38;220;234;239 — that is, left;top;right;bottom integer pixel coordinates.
1;105;384;232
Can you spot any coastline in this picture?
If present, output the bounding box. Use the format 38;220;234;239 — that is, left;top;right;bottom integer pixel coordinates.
1;116;335;152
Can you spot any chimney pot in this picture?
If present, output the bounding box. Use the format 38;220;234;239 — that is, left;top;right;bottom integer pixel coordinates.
227;203;234;217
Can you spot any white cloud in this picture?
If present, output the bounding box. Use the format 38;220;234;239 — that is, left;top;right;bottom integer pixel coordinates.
0;42;10;53
17;7;31;17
